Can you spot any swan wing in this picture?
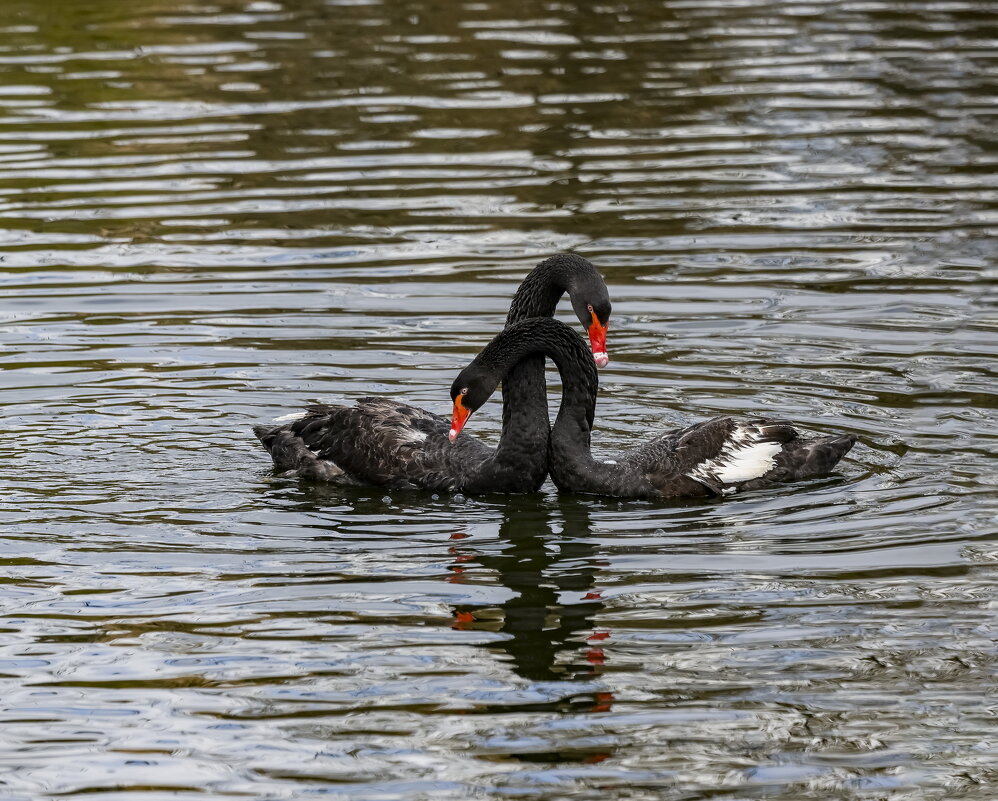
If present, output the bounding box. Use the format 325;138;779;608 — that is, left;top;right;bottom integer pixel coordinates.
681;418;798;491
629;417;798;496
295;398;489;490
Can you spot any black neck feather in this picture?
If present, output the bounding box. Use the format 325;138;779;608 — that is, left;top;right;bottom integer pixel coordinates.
493;255;601;485
476;317;598;434
505;254;600;325
481;318;649;497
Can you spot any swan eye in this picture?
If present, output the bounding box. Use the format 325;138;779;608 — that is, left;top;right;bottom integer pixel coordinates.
587;304;594;312
460;388;468;395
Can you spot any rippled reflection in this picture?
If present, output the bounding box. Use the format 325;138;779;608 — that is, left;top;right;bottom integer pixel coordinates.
1;0;995;798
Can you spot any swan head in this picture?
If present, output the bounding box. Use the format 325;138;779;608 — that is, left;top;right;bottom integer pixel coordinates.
447;363;499;442
569;278;611;369
521;253;612;368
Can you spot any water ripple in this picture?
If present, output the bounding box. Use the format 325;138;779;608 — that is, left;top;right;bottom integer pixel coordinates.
0;0;995;799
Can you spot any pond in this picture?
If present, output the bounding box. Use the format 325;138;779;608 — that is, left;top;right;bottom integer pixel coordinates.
1;0;995;798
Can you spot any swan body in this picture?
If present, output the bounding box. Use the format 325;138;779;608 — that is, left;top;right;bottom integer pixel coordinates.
578;415;856;498
448;318;856;499
254;254;611;494
256;399;488;491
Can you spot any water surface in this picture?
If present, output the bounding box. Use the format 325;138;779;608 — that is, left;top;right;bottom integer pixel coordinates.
1;1;995;799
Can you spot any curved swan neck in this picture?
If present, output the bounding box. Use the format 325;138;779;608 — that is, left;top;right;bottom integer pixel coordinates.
494;255;601;481
475;318;598;422
505;254;600;324
474;318;648;497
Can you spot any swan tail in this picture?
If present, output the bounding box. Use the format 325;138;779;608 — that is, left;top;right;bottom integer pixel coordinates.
253;417;354;483
788;433;857;479
739;432;857;491
253;423;278;444
254;423;313;471
677;418;856;496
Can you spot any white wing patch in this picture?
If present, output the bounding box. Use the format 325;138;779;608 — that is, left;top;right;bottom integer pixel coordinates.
273;411;308;423
400;429;427;443
686;424;782;487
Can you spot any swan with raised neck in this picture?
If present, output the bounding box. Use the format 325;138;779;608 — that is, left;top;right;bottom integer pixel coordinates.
449;317;857;499
254;254;611;494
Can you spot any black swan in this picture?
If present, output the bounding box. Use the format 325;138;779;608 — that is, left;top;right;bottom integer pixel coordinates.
254;254;611;493
448;317;856;499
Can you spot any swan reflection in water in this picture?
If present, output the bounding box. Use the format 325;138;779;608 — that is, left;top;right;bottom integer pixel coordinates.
448;497;612;702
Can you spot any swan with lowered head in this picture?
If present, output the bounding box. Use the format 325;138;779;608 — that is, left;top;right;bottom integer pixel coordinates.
254;254;611;493
448;317;856;499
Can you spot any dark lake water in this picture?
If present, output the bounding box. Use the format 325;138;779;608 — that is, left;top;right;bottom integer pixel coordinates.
1;0;995;798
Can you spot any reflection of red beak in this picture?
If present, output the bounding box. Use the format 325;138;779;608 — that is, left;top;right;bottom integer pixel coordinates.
449;395;471;442
588;310;609;368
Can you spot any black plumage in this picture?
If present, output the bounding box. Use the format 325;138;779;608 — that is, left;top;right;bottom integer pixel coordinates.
449;317;856;499
253;254;610;493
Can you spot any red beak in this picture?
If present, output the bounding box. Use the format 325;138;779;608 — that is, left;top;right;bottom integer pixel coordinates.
588;310;609;368
449;395;471;442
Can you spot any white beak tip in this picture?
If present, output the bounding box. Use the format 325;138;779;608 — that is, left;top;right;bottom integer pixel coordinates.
593;352;609;368
448;429;458;442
